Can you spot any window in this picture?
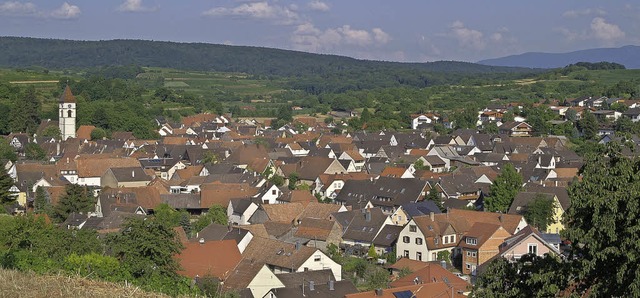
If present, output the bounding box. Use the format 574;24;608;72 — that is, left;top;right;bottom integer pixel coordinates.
528;244;538;255
403;236;410;243
415;238;423;245
404;250;409;258
416;252;422;261
409;225;417;232
398;215;403;221
434;237;438;245
471;252;477;258
466;251;471;257
466;264;471;270
466;237;477;245
67;110;73;118
450;235;455;243
314;255;321;262
272;189;277;195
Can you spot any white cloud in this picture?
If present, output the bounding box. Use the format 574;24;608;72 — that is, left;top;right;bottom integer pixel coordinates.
337;25;372;46
562;8;606;18
0;1;37;16
203;1;299;25
307;0;329;12
118;0;156;12
372;28;391;44
50;2;80;19
590;17;625;43
291;22;390;53
490;32;502;42
449;21;485;50
554;27;582;42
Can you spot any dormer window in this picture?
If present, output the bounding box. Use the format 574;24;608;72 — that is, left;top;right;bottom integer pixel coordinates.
466;237;477;245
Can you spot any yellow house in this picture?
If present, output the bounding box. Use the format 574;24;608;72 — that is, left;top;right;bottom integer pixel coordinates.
546;195;565;234
509;192;567;234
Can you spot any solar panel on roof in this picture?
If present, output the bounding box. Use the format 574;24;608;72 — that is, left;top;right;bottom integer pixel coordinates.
393;290;414;298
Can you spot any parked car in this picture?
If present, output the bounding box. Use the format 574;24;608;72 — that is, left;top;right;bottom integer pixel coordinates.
454;272;469;281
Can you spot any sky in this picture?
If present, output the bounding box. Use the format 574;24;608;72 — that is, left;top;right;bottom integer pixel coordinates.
1;0;639;62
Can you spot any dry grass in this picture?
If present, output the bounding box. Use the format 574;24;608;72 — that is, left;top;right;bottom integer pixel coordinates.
0;269;170;298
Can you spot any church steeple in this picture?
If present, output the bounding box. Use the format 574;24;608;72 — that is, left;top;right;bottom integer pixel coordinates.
59;85;76;140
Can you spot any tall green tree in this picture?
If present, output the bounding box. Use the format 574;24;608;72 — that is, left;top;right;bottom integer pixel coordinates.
9;86;41;134
33;186;51;215
0;170;15;206
24;143;46;161
0;138;17;163
564;143;640;296
485;163;522;213
192;204;228;234
53;184;94;222
523;194;556;231
578;110;598;140
473;254;567;298
106;217;191;295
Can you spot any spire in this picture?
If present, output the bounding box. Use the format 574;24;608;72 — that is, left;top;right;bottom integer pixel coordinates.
59;85;76;103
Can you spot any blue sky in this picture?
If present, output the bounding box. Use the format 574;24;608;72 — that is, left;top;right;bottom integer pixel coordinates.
1;0;638;62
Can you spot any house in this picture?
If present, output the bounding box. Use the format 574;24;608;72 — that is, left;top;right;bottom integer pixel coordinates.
193;223;254;253
334;208;392;255
95;187;162;218
199;182;258;209
71;155;142;187
100;167;153;188
335;177;428;214
396;212;461;263
396;209;526;264
622;108;640;122
499;121;533;137
177;239;242;280
294;218;344;251
392;201;442;225
345;283;465;298
411;113;439;130
389;262;469;292
459;222;511;275
494;225;561;263
223;259;283;298
520;185;571;234
314;172;373;199
372;224;404;256
279;156;348;187
264;271;358;298
227;198;260;226
239;236;342;281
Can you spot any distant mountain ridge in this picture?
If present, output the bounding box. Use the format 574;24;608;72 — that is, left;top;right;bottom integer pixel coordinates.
478;45;640;69
0;36;536;75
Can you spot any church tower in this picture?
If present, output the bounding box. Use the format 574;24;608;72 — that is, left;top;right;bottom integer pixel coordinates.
59;85;76;140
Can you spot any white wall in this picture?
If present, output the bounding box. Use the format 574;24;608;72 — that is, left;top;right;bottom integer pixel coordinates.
297;250;342;281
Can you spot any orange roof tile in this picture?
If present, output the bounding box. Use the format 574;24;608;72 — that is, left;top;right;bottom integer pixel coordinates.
177;239;241;279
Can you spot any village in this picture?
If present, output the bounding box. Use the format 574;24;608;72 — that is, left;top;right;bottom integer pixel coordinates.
3;85;640;298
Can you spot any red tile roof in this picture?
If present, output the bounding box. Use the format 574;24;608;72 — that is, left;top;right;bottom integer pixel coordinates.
177;239;241;279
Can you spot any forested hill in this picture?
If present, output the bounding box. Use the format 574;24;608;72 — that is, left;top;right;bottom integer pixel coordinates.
478;45;640;69
0;37;536;76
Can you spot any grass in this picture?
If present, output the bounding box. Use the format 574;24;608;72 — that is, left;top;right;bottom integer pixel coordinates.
149;67;286;97
0;268;170;298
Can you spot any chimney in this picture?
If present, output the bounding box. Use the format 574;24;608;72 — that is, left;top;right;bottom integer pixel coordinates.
375;289;384;296
199;238;205;244
295;240;301;250
56;143;60;156
309;281;315;291
132;170;135;178
429;211;434;221
499;214;503;223
329;280;335;291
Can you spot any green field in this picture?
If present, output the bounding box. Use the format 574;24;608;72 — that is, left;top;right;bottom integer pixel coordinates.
146;68;286;98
